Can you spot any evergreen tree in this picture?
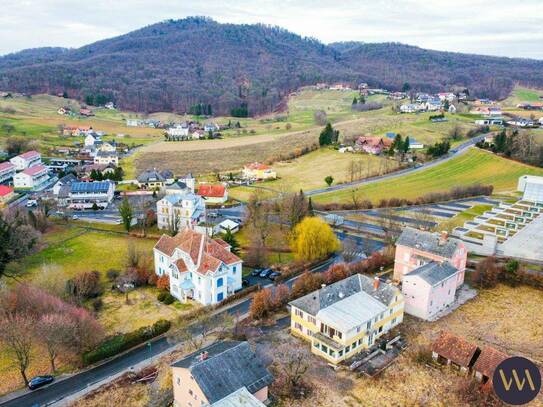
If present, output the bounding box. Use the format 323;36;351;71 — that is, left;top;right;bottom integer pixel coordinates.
402;82;411;92
222;228;240;255
307;197;314;217
319;123;334;146
392;134;403;152
352;96;358;105
403;136;410;153
118;197;133;232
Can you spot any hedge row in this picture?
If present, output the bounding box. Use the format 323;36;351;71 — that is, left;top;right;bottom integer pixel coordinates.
83;319;171;365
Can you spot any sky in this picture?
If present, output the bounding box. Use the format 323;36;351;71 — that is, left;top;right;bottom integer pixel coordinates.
1;0;543;59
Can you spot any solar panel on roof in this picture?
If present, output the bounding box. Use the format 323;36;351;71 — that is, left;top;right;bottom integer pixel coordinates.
71;181;112;193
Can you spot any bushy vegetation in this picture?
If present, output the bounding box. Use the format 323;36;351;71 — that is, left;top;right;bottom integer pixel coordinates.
82;319;171;366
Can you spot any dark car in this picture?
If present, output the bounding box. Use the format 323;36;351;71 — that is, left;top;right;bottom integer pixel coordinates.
259;268;272;278
251;268;262;277
268;271;281;281
28;375;54;390
242;278;250;287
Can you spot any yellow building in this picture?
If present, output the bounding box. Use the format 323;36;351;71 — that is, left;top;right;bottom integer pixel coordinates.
242;162;276;180
289;274;404;364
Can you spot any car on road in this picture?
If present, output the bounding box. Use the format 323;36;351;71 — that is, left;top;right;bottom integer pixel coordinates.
450;149;458;154
250;268;262;277
242;278;249;287
28;375;54;390
72;215;80;220
259;268;272;278
268;271;281;281
26;199;38;208
208;212;218;218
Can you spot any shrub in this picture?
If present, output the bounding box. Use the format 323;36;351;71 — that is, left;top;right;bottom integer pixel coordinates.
162;293;175;305
106;269;120;282
156;275;170;290
91;298;104;312
82;319;171;365
66;271;102;301
157;292;168;302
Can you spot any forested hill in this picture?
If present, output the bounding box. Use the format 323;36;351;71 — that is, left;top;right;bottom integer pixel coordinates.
1;17;542;115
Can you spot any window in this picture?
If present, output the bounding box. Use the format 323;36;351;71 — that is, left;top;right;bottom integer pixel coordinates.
366;321;371;330
339;349;343;357
390;309;393;315
329;349;335;357
189;389;193;396
177;377;181;386
217;292;224;302
392;317;397;324
294;322;303;331
321;344;328;353
232;265;237;273
378;326;383;333
314;342;319;349
295;309;304;318
217;277;224;287
307;315;316;325
345;345;350;353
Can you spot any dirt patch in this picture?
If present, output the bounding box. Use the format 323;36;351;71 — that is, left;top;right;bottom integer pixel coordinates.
135;130;318;175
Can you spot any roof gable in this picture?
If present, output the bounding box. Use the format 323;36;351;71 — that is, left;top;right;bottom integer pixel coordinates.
407;261;459;286
397;227;460;259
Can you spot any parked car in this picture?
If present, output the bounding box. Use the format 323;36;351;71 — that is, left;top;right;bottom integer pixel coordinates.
268;271;281;281
72;214;79;220
242;278;249;287
250;268;262;277
26;199;37;208
28;375;54;390
259;268;272;278
208;212;218;218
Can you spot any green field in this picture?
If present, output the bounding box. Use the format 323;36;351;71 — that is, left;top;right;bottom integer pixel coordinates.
312;149;543;205
502;85;543;107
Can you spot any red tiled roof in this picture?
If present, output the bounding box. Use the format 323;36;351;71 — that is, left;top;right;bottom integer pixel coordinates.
154;229;241;275
356;136;392;148
198;184;226;198
0;185;13;197
473;346;509;379
18;150;40;160
245;162;270;171
174;259;188;272
432;331;479;367
22;164;47;176
0;162;15;172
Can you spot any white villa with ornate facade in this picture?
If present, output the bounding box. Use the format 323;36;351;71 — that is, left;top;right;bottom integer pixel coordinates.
156;193;206;231
153;229;243;305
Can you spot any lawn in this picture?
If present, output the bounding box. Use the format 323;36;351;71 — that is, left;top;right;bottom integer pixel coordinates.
502;85;543;107
255;148;400;194
312;149;543;205
21;227;156;282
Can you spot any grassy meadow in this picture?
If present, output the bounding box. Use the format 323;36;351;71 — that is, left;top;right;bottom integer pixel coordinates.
312;149;543;205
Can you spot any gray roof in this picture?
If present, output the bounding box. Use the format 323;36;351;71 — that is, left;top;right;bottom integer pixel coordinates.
96;150;117;157
137;169;165;183
289;274;398;316
407;261;458;286
57;173;77;185
396;227;459;258
167;180;188;190
171;341;272;404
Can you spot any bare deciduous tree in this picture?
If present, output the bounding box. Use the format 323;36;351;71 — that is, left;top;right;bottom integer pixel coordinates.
0;314;35;386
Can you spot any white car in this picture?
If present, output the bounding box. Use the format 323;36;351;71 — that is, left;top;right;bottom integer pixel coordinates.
26;199;38;208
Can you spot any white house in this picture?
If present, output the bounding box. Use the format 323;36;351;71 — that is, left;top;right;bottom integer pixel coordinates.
401;261;459;321
153;229;243;305
68;181;115;209
214;219;240;235
165;173;195;195
126;119;140;127
94;151;119;166
156;193;206;231
0;161;16;183
84;133;101;147
13;164;49;189
408;138;424;149
10;150;41;171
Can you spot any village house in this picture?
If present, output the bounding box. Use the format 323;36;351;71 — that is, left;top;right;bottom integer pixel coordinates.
84;133;101;147
68;181;115;210
0;161;16;183
393;228;467;287
289;274;404;365
431;331;480;373
354;136;392;155
126;118;140;127
198;184;228;204
79;108;94;117
214;219;240;235
166;125;189;139
64;125;93;137
204;122;220;132
94;151;119;166
408;138;424;149
153;229;243;305
156;193;206;231
242;163;277;180
171;341;272;407
137;169;174;190
13;164;49;190
166;180;194;196
52;173;78;195
0;185;15;206
10;150;41;171
401;261;460;320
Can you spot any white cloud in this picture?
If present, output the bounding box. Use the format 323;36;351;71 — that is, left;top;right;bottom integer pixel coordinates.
0;0;542;58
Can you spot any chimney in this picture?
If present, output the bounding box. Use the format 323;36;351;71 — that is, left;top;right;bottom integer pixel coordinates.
373;277;380;290
439;231;449;246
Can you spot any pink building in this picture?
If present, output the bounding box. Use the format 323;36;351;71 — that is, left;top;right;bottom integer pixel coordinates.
393;228;467;287
401;261;459;320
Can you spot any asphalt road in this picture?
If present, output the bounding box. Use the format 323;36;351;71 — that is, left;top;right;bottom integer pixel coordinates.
0;258;335;407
